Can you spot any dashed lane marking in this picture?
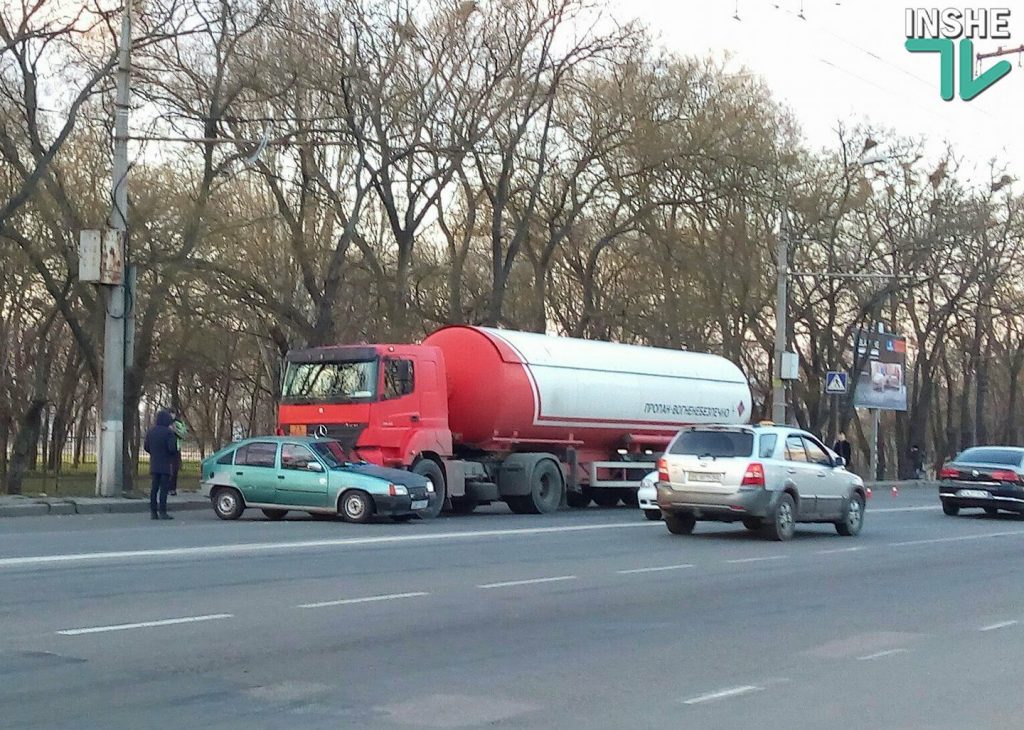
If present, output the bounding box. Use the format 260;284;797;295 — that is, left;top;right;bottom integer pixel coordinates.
57;613;233;636
478;576;577;590
298;592;429;609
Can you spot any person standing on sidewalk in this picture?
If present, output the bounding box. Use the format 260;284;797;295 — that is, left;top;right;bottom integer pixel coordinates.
833;432;853;470
169;411;187;496
144;409;179;520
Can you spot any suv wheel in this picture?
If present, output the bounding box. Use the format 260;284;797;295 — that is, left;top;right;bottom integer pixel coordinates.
942;500;960;516
664;512;696;535
835;493;864;536
764;493;796;541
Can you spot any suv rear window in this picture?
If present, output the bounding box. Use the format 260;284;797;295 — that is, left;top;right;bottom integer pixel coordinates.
669;430;754;458
957;448;1024;466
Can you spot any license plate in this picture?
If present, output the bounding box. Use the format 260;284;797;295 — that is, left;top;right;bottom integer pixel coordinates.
957;489;990;499
688;472;722;483
411;499;428;510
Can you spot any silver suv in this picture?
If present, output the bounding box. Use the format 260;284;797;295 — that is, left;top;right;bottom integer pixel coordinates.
656;424;866;541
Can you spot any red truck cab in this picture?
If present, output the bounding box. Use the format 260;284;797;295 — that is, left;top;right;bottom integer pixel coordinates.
278;344;453;469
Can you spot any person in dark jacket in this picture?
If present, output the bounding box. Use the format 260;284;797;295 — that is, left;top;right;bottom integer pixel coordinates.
144;409;179;520
910;444;925;479
833;432;853;469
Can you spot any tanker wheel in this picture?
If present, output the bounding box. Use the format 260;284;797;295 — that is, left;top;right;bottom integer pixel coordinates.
592;491;621;508
618;489;639;508
566;490;592;509
526;460;564;514
412;458;446;519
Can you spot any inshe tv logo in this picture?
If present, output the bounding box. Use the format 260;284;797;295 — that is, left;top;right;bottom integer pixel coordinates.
905;8;1014;101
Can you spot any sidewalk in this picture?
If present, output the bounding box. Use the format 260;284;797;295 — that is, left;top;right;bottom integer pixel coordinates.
0;492;209;518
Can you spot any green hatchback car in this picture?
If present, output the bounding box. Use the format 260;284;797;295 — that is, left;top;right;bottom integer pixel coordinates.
199;437;437;523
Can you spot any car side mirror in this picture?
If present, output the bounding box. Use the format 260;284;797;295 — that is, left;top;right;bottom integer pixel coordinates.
833;456;846;469
306;461;324;472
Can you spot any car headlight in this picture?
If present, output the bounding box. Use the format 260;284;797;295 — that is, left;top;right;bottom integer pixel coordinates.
388;484;409;496
426;480;435;493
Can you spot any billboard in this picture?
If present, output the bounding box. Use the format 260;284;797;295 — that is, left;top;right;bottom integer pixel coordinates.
853;330;907;411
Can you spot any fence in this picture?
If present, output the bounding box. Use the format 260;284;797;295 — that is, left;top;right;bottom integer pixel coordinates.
12;425;209;473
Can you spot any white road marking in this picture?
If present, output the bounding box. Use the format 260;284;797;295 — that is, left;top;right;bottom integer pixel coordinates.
478;576;577;590
617;564;695;574
857;648;909;661
889;530;1024;547
57;613;233;636
298;592;429;609
683;685;764;705
979;620;1019;632
726;555;786;564
816;546;865;555
870;506;941;513
0;522;661;569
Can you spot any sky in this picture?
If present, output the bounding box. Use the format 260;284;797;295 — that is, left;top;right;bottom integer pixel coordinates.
610;0;1024;181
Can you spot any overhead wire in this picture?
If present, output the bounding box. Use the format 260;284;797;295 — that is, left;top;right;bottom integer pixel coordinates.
734;0;1019;164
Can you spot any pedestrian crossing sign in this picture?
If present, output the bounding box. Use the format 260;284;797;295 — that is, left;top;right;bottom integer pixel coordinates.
825;371;848;394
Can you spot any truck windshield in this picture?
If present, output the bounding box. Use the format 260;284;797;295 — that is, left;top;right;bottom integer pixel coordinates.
669;430;754;458
282;360;378;403
310;440;353;467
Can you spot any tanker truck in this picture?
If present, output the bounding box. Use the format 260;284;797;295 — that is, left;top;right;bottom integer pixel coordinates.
277;326;751;517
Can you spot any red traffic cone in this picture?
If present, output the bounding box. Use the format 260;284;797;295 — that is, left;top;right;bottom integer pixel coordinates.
891;485;899;497
866;487;873;500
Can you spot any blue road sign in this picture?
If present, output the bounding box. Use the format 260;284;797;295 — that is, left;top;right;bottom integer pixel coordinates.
825;371;848;395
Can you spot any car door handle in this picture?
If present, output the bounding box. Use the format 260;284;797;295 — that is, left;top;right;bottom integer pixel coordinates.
235;471;243;476
277;475;285;480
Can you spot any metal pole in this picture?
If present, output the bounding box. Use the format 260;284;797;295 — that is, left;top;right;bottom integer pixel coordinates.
97;3;132;497
772;210;788;425
870;408;880;483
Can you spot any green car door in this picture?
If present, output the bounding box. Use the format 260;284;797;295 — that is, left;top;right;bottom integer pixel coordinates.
232;441;280;503
275;443;329;508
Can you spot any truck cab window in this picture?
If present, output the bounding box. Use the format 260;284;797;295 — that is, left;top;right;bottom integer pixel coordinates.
383;359;414;400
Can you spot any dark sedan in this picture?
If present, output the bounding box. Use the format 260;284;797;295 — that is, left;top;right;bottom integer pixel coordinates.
939;446;1024;516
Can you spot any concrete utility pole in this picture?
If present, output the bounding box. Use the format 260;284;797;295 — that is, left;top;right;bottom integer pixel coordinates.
98;3;132;497
772;210;789;425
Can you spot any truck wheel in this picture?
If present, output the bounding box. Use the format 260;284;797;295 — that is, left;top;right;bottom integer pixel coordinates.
526;460;563;514
412;459;445;519
593;492;621;508
566;490;592;508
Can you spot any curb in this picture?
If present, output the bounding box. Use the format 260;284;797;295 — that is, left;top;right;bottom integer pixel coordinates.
0;496;210;518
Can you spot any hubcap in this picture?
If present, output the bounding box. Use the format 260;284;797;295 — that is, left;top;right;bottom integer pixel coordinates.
778;503;794;533
345;496;364;518
848;499;862;529
218;494;235;514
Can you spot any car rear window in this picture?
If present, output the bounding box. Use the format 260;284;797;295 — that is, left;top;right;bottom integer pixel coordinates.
236;442;278;468
669;430;754;458
957;448;1024;466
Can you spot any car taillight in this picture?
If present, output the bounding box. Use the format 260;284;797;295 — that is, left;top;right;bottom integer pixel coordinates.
741;462;766;487
275;426;284;436
939;466;959;480
657;457;669;482
991;469;1019;482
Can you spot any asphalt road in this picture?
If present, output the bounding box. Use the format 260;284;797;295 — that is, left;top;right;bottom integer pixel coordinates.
2;488;1024;729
